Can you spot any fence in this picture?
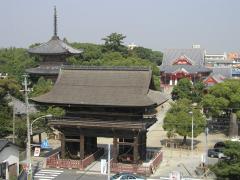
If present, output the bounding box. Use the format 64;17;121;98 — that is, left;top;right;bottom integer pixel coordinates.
111;150;163;176
46;147;104;170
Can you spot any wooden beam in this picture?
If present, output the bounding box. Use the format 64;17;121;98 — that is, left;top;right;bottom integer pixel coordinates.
65;138;80;142
133;135;139;163
113;137;118;162
80;134;84;160
116;142;134;146
61;133;65;159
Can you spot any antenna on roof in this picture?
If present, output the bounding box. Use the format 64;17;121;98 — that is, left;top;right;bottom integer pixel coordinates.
54;6;58;37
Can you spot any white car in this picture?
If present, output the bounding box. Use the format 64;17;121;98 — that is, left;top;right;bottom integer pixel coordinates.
110;173;145;180
230;136;240;142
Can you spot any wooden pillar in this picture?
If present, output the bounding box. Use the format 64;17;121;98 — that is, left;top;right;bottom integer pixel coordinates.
30;135;33;144
80;134;85;160
133;135;139;163
61;133;65;159
113;137;118;162
38;133;42;144
142;132;147;161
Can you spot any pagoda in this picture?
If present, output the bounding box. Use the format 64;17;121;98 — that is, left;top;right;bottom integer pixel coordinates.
32;66;167;163
26;7;82;81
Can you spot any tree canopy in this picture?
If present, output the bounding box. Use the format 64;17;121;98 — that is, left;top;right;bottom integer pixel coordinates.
102;32;127;54
163;98;206;143
0;77;22;137
0;48;36;81
30;77;53;97
211;141;240;179
202;79;240;117
172;78;205;103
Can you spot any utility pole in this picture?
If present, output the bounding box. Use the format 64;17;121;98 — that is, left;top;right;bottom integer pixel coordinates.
191;114;194;151
205;127;209;165
22;74;31;180
12;105;15;143
107;144;111;180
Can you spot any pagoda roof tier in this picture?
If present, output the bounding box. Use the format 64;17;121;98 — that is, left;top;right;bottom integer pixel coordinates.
32;66;168;107
26;65;60;75
28;36;82;55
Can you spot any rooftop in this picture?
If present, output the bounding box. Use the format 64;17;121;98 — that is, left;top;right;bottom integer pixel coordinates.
32;66;167;107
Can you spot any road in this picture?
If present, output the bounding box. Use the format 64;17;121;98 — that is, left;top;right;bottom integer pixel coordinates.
33;168;160;180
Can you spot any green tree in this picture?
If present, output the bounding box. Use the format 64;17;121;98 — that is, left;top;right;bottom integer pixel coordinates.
131;47;163;65
163;98;206;144
202;79;240;118
211;141;240;179
0;48;36;81
30;77;53;97
171;78;193;100
102;33;128;54
0;78;22;137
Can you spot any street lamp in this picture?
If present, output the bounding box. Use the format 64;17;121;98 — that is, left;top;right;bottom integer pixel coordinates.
27;114;52;179
189;111;194;151
30;114;53;135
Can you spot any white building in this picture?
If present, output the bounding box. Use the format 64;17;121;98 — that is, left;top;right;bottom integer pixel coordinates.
0;140;19;180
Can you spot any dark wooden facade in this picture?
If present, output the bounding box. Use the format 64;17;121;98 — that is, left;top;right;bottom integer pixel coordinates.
33;67;167;163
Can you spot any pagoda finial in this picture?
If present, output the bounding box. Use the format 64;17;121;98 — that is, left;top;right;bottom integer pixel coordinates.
54;6;57;37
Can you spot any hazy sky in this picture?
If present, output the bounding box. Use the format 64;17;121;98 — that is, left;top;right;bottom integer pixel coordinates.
0;0;239;52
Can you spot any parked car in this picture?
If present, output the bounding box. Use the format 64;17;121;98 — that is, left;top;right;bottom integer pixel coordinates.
214;141;225;149
208;148;225;158
110;173;145;180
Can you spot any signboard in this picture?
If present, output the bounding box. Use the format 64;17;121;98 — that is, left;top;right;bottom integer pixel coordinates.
41;139;50;149
100;159;107;174
169;171;181;180
34;147;41;157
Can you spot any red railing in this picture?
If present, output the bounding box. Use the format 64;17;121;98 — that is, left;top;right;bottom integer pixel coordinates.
46;148;104;170
111;150;163;176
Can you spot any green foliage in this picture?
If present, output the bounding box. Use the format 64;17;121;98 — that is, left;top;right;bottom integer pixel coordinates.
102;32;127;54
130;46;163;65
172;78;193;100
202;79;240;116
0;78;22;138
163;98;206;141
0;48;36;81
47;106;65;117
172;78;205;103
211;141;240;179
30;77;53;97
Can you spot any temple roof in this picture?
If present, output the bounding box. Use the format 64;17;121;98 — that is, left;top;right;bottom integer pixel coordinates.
27;7;82;55
159;65;211;74
32;66;167;107
26;65;60;75
27;36;82;55
161;48;205;66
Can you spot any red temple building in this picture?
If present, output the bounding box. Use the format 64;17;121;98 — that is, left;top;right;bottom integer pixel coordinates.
159;49;212;89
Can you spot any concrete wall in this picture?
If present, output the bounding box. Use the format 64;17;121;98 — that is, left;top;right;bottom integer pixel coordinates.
0;145;19;179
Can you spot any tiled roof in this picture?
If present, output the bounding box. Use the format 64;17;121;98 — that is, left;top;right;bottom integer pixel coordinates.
161;48;205;66
159;65;211;74
32;66;168;107
28;36;82;55
212;67;232;78
26;66;60;75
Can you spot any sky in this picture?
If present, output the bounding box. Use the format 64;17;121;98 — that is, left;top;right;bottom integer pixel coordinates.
0;0;239;52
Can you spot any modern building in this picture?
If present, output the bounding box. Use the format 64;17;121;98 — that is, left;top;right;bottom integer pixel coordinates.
32;66;167;163
0;140;19;180
159;48;211;88
26;7;82;82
